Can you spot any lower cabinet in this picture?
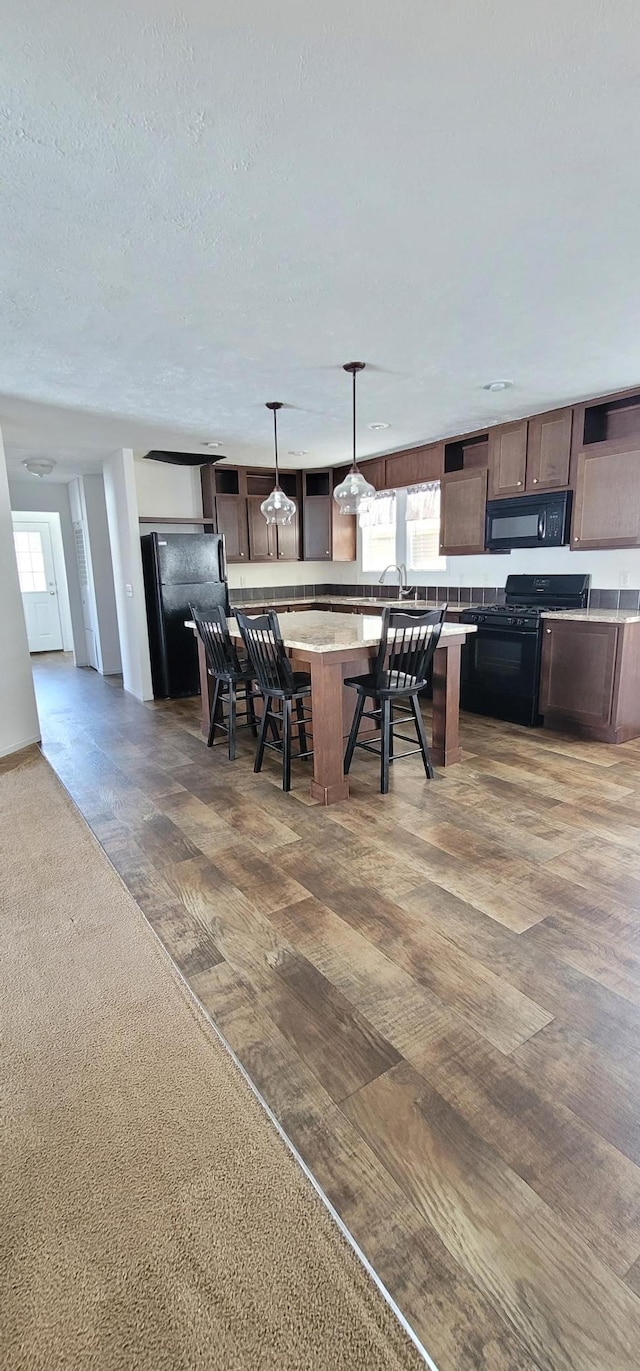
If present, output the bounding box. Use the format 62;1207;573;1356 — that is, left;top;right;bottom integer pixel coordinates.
539;618;640;742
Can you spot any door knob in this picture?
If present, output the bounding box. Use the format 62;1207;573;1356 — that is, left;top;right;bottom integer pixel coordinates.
49;590;56;596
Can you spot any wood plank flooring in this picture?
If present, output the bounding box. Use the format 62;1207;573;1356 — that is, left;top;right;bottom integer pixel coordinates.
32;652;640;1371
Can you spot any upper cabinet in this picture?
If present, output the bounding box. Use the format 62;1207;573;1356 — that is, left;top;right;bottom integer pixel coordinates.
572;443;640;549
488;411;572;498
302;470;356;562
359;442;443;492
488;421;528;497
526;408;572;490
202;465;300;562
440;468;488;556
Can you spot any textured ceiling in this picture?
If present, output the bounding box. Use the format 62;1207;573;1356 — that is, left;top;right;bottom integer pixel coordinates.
2;0;640;480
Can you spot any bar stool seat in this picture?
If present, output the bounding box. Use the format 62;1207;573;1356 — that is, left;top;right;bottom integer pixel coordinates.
344;607;444;794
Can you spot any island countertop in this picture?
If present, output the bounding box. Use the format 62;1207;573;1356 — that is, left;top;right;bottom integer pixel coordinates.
224;609;477;654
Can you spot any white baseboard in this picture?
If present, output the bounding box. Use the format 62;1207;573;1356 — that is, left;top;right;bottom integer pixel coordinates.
0;733;41;759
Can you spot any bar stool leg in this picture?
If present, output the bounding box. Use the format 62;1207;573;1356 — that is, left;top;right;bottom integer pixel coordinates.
228;681;237;761
207;677;221;748
282;697;292;792
380;697;392;794
410;693;435;779
344;693;366;773
295;695;308;755
246;683;258;738
254;696;272;773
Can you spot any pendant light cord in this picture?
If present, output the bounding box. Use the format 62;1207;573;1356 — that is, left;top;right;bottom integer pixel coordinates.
273;405;280;487
351;367;357;472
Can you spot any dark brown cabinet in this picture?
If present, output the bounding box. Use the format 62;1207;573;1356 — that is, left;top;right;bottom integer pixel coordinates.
302;494;332;561
572;443;640;549
384;442;443;489
247;496;277;561
358;456;387;491
539;618;640;743
526;409;572;490
213;495;249;562
439;468;487;556
488;421;528;497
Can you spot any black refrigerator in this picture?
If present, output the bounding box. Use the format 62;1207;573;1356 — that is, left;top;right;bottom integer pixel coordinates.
141;532;229;699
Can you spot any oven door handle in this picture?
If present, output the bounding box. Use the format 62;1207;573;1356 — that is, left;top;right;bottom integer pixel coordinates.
468;625;538;639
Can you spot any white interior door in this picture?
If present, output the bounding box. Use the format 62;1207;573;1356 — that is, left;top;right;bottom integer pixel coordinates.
13;520;64;653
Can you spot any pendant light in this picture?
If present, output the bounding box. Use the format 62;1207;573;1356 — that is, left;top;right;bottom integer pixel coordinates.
260;402;297;525
333;362;375;515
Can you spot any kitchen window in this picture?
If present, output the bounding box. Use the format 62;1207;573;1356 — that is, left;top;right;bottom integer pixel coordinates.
359;492;397;573
358;484;446;574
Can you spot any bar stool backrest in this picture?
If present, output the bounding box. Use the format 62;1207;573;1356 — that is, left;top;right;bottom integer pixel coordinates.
373;606;445;690
235;610;295;694
191;604;243;677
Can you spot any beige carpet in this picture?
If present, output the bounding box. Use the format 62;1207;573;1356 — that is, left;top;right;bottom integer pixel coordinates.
0;750;425;1371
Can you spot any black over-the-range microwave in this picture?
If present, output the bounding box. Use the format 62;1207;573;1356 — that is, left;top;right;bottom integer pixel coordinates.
485;489;573;552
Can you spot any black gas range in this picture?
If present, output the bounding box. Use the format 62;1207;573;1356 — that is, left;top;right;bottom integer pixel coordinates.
460;574;590;726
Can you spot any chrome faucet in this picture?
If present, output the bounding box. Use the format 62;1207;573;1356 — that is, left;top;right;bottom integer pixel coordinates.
378;563;413;598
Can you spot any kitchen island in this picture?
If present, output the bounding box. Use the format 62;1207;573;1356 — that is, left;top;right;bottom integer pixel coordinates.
189;610;476;804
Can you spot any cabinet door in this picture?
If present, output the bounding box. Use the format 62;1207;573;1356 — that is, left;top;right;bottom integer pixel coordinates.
526;409;572;490
572;445;640;548
303;498;332;560
384;443;443;489
488;421;528;497
247;497;277;561
359;456;387;491
540;621;618;726
276;512;300;561
440;468;487;555
215;496;249;562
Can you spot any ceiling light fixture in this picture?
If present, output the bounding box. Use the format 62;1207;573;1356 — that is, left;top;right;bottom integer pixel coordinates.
483;380;513;393
333;363;376;515
261;402;297;526
203;440;221;447
22;458;56;478
368;422;390;431
288;450;309;457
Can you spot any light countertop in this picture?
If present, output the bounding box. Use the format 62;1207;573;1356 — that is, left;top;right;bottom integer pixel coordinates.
227;609;476;654
541;609;640;624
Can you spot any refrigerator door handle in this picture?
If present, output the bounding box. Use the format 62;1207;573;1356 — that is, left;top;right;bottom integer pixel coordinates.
217;535;226;584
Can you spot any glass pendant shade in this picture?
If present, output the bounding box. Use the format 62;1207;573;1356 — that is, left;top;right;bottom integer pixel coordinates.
260;484;296;525
333;465;375;515
333;361;373;515
262;401;297;526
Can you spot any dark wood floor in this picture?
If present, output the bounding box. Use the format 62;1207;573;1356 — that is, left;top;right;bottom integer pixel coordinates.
32;651;640;1371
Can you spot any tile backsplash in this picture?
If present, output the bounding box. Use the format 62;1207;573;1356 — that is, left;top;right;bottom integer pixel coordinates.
230;582;640;609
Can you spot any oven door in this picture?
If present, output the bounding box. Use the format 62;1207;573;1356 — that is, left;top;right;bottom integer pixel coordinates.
461;624;542;726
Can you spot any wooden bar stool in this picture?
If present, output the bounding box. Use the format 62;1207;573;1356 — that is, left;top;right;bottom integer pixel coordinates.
191;606;259;761
344;607;444;794
235;610;313;792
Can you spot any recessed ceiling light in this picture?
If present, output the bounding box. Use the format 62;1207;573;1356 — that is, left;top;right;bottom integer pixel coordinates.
202;440;221;447
288;450;309;456
368;422;390;430
483;380;513;393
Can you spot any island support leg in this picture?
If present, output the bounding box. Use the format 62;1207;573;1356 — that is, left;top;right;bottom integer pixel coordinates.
431;642;463;766
309;656;350;805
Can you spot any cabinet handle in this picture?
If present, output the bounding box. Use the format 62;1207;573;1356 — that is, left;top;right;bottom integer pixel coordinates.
532;477;538;484
575;536;580;542
517;480;522;486
546;628;551;633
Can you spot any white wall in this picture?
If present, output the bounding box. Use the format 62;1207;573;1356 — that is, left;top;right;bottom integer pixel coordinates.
8;478;87;661
80;474;122;673
0;430;40;755
11;509;74;651
103;449;153;701
134;456;203;519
